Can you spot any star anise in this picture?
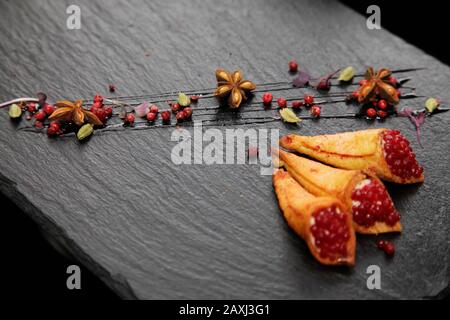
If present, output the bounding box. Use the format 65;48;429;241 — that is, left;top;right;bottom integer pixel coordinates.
358;67;399;105
214;69;256;108
48;100;103;126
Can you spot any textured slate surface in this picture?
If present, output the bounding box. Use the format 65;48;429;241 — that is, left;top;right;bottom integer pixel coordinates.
0;0;448;299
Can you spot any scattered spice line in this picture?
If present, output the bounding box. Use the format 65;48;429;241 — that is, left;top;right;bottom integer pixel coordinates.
82;67;422;103
4;65;445;144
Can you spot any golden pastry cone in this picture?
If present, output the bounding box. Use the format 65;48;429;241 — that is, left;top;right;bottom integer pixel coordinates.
278;149;402;234
273;169;356;266
279;129;424;184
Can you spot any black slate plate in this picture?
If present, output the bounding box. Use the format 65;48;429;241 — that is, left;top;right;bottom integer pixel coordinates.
0;0;448;299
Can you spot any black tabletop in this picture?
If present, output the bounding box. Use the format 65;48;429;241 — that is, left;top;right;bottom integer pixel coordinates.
0;0;448;299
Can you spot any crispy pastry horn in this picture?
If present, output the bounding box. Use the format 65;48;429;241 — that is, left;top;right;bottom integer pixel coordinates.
273;169;356;266
279;129;424;184
278;150;402;234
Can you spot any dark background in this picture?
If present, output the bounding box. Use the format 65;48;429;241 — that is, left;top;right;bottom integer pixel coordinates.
1;1;447;299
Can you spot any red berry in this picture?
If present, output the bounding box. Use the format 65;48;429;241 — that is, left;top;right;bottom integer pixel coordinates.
125;113;135;125
366;108;377;118
27;103;37;113
288;60;298;72
377;110;388;119
176;110;185;122
262;93;273;105
43;103;55;115
93;94;103;105
104;106;113;117
359;79;368;86
146;112;157;122
378;99;388;110
95;108;107;122
291;100;303;109
277;97;287;108
183;107;193;119
92;101;103;109
171;103;181;113
149;104;159;113
304;94;314;106
352;90;359;100
47;122;61;136
34;120;43;128
161;110;171;123
383;241;395;255
372;101;378;107
190;95;200;103
389;77;397;86
34;110;46;121
310;105;321;117
108;84;116;92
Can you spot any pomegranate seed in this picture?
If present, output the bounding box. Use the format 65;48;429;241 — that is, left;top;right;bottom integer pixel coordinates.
125;113;135;125
171;103;181;113
108;84;116;92
352;178;400;227
383;241;395;255
149;104;159;113
310;205;350;261
359;79;368;86
291;100;303;109
34;110;46;121
35;120;43;128
104;106;113;117
27;103;37;113
288;60;298;72
161;110;171;123
377;110;388;118
183;107;193;119
176;110;186;122
93;94;103;105
352;90;359;100
381;130;423;181
310;105;321;117
366;108;377;118
378;99;388;110
262;93;273;105
190;95;199;103
146;112;157;122
277;97;287;108
304;94;314;106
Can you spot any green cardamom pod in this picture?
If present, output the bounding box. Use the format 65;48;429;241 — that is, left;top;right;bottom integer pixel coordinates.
178;93;191;107
338;66;355;82
425;97;440;113
9;104;22;119
77;123;94;141
279;108;301;123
